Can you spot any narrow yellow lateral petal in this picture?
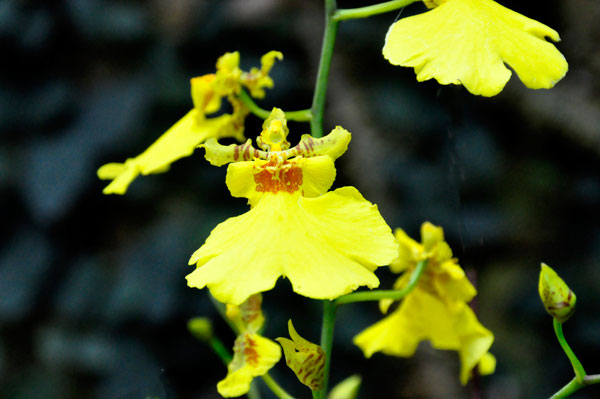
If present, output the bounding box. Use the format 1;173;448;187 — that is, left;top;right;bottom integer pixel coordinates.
97;111;232;194
136;111;230;175
97;160;141;195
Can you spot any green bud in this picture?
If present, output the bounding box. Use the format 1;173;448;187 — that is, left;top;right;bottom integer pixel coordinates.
538;263;576;323
328;375;362;399
187;317;213;342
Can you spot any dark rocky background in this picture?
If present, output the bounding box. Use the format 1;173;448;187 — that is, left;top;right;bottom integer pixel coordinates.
1;0;599;398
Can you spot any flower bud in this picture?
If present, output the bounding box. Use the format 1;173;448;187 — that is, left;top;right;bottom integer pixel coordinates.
328;375;362;399
187;317;213;342
276;320;325;391
538;263;576;323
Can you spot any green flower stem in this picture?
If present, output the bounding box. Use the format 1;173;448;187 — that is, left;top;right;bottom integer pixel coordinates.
310;0;339;138
248;383;262;399
238;89;312;122
208;336;233;365
549;320;600;398
334;260;428;306
208;292;240;334
333;0;418;21
553;319;586;381
314;300;337;399
551;375;600;399
261;374;296;399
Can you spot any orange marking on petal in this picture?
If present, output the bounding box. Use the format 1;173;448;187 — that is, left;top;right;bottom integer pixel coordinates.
243;336;259;366
254;160;303;194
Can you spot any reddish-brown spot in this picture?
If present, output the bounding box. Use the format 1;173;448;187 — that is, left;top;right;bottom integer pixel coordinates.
244;336;259;366
254;160;303;194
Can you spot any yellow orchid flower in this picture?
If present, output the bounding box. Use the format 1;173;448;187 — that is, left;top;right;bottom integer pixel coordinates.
354;222;495;384
186;108;399;305
383;0;568;96
217;295;281;397
97;51;283;195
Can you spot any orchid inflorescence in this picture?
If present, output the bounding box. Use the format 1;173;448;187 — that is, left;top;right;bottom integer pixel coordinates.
98;1;597;398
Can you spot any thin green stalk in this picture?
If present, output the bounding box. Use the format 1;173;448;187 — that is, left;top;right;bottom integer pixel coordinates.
208;336;233;366
333;0;418;21
238;89;312;122
314;300;337;399
310;0;339;138
334;260;428;306
248;382;262;399
208;292;240;334
261;373;296;399
553;319;586;381
551;377;580;399
549;320;600;398
551;375;600;399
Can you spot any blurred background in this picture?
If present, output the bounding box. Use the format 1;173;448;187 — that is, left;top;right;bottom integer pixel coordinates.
1;0;599;398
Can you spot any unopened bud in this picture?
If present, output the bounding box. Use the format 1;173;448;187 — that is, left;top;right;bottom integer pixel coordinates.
276;320;325;391
188;317;213;342
328;375;362;399
538;263;576;323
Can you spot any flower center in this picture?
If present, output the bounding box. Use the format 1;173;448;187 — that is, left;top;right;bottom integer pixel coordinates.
254;157;303;194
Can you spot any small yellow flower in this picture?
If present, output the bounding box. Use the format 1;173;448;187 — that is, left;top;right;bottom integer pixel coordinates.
277;320;325;391
354;222;494;384
97;51;282;194
217;294;281;398
217;332;281;398
186;108;399;305
538;263;576;323
383;0;568;96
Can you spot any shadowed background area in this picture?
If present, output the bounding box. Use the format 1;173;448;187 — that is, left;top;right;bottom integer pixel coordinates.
1;0;599;398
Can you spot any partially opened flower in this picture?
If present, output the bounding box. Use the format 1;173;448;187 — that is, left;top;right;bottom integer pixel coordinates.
276;320;325;391
217;294;282;398
383;0;568;96
97;51;283;194
186;108;399;305
354;222;495;384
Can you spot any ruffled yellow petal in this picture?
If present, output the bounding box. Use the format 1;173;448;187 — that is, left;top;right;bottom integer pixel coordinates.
383;0;568;96
217;332;281;398
354;288;493;384
453;301;494;384
187;188;398;305
97;111;231;195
